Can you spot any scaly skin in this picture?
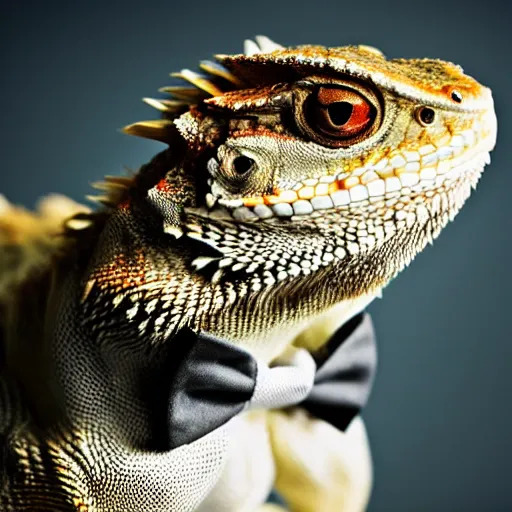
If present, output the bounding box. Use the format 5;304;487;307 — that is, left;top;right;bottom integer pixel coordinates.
0;36;497;511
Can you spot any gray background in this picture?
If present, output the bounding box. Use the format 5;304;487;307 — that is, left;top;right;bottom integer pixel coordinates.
2;0;511;510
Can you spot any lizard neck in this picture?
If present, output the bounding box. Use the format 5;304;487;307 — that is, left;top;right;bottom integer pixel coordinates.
80;200;393;362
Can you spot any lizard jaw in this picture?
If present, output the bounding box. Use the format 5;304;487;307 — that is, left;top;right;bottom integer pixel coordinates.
201;134;494;222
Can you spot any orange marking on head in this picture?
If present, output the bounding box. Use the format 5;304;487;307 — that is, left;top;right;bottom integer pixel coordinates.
231;127;295;140
261;188;299;205
221;46;487;104
243;196;265;207
328;182;341;194
156;178;170;192
342;176;360;189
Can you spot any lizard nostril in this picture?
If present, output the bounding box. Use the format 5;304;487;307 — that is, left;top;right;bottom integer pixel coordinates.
451;90;463;103
232;155;255;175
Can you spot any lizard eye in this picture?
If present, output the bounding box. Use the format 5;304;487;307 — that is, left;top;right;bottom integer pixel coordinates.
310;87;373;138
295;82;382;148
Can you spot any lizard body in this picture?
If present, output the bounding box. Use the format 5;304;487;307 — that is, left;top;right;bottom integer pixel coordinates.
0;36;496;511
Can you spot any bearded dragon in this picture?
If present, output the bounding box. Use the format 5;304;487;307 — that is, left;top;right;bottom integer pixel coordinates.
0;35;497;511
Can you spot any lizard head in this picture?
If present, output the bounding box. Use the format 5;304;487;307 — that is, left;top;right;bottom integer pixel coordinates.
152;38;496;297
86;36;496;345
203;45;496;222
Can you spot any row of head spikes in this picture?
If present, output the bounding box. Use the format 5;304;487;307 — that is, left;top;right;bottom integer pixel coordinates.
85;36;283;211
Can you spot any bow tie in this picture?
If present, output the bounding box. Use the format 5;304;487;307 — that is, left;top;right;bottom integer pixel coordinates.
167;313;377;449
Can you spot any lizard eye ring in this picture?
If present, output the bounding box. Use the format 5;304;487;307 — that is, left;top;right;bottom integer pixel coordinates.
294;80;382;148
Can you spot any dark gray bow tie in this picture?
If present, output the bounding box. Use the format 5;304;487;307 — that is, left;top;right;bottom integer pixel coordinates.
166;312;377;449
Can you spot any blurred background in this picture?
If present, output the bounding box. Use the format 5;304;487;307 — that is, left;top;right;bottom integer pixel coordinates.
2;0;511;509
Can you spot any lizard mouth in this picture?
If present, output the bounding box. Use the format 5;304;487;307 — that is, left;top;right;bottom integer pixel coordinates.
199;134;494;222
